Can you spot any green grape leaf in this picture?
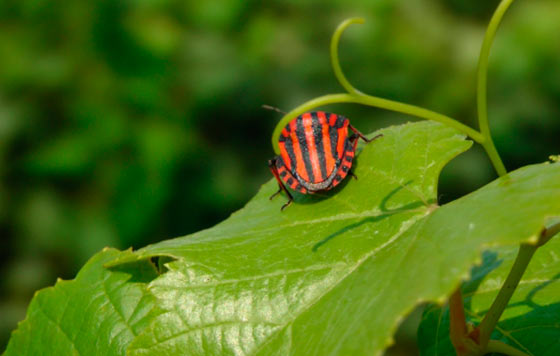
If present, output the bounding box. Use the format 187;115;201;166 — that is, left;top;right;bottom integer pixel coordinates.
112;121;473;356
113;123;560;355
6;121;560;356
418;234;560;356
4;248;163;356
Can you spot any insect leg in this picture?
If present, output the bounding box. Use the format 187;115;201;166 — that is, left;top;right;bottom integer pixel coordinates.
270;187;282;199
345;134;360;180
268;158;293;210
349;125;383;143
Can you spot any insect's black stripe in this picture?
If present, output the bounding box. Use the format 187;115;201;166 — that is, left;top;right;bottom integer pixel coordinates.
341;165;349;173
280;171;287;178
296;115;315;182
336;115;346;128
329;124;339;160
286;177;294;186
283;135;297;173
284;123;292;132
345;155;352;162
311;112;328;181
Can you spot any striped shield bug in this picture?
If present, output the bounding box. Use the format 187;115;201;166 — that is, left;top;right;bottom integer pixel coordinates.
268;111;382;210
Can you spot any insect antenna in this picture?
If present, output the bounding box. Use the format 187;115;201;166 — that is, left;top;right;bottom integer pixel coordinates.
262;105;287;115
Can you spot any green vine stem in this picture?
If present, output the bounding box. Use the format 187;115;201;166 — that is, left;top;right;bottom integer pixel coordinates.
464;1;544;353
476;243;536;349
477;0;515;177
271;18;485;154
475;222;560;351
270;93;484;153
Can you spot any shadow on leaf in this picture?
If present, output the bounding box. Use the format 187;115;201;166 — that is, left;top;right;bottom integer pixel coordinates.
312;181;431;251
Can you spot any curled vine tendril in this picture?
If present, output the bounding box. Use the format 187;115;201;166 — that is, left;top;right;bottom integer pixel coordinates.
271;17;490;168
330;18;365;96
475;0;515;177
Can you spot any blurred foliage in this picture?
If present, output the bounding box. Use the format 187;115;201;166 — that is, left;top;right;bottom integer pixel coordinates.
0;0;559;352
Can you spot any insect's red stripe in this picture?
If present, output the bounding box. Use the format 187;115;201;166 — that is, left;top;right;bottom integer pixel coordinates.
302;113;323;182
295;115;316;182
278;141;292;171
318;112;336;176
329;113;337;126
336;125;347;158
290;180;299;189
290;119;310;182
284;133;300;173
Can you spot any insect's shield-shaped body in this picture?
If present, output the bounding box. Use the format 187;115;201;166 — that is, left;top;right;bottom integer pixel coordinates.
269;111;381;210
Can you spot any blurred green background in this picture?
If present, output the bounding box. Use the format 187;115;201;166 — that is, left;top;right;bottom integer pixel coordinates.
1;0;559;353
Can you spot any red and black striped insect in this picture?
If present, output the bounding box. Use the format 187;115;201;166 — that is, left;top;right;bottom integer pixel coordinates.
268;111;382;210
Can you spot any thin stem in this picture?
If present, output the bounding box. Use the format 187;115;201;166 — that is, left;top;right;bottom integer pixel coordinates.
271;93;484;154
331;18;365;95
477;0;515;137
476;0;515;176
449;288;469;355
481;141;507;177
473;222;559;351
477;244;537;348
486;340;530;356
474;2;539;351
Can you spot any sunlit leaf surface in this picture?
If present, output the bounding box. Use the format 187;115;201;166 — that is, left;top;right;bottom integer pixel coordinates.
4;249;162;356
5;121;560;356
